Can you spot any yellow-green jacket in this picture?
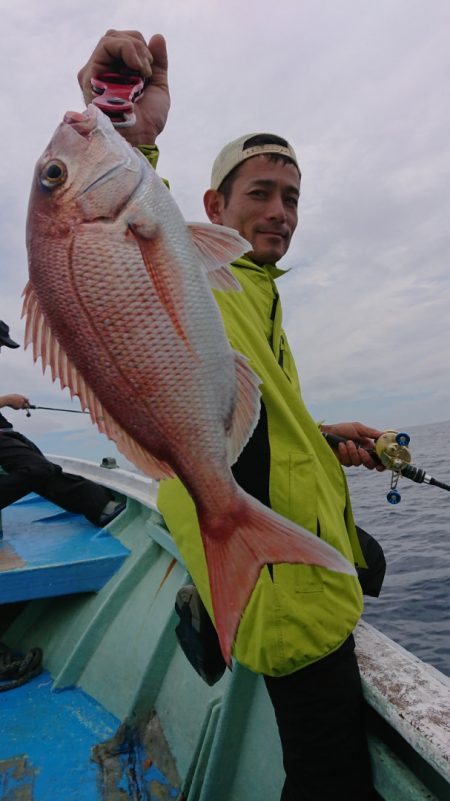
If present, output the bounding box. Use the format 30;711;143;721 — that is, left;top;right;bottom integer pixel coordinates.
158;256;365;676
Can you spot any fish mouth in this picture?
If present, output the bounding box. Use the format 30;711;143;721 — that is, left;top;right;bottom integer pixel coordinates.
63;107;97;137
64;110;88;124
63;105;127;197
61;106;139;197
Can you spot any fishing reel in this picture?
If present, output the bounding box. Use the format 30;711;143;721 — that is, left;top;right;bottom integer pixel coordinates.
374;430;411;504
322;429;450;504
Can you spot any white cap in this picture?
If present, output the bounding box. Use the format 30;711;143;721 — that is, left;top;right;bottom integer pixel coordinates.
211;133;300;190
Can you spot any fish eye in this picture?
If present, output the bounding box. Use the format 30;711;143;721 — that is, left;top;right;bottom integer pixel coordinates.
40;160;67;189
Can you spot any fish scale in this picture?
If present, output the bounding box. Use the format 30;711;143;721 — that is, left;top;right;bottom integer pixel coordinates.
24;104;356;663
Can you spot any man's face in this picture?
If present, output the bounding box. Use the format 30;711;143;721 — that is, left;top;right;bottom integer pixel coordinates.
209;155;300;265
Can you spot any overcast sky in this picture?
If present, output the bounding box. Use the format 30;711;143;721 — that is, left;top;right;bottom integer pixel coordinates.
1;0;449;459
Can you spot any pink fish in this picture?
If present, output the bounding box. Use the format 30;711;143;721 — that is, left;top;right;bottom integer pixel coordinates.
23;105;355;663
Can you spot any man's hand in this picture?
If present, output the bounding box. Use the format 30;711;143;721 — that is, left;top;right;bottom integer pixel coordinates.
321;421;385;471
0;394;30;411
77;30;170;146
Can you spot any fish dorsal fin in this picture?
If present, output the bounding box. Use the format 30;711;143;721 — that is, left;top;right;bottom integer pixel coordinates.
187;222;249;291
226;351;261;465
21;282;174;481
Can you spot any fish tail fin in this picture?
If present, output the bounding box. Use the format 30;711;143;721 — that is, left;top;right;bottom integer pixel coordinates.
200;491;356;665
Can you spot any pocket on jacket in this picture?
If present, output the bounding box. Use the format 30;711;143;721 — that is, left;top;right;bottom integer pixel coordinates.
272;451;323;594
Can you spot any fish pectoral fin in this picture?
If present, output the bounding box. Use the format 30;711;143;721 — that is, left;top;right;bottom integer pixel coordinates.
128;224;192;352
187;222;250;291
226;352;261;465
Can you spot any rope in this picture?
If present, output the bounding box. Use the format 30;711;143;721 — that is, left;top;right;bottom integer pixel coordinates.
0;642;43;691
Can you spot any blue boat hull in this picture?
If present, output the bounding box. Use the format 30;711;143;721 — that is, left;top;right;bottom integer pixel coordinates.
1;458;449;800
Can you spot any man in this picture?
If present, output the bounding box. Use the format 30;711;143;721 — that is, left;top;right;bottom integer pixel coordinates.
78;32;382;800
0;320;124;526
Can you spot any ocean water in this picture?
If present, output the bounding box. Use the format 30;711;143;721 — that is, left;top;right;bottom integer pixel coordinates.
346;420;450;677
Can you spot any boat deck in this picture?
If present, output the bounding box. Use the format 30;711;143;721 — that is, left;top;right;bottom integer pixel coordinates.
1;669;119;801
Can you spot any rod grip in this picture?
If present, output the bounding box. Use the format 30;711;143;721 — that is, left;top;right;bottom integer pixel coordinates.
322;432;380;463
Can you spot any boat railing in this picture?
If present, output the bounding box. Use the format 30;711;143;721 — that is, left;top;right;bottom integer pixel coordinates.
46;453;159;510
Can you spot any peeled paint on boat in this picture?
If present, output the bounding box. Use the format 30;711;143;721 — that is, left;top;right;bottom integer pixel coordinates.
23;104;356;663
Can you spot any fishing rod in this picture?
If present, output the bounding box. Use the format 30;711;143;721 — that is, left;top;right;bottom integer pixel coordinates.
24;405;450;503
24;404;89;416
323;429;450;504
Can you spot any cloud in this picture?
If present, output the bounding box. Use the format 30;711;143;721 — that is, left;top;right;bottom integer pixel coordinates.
1;0;449;445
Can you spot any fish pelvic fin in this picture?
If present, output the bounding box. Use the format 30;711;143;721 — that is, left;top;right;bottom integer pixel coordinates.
226;351;261;465
200;491;356;665
188;222;250;291
21;282;175;481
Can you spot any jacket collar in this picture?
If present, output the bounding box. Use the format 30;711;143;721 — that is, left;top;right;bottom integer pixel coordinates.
232;256;289;280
